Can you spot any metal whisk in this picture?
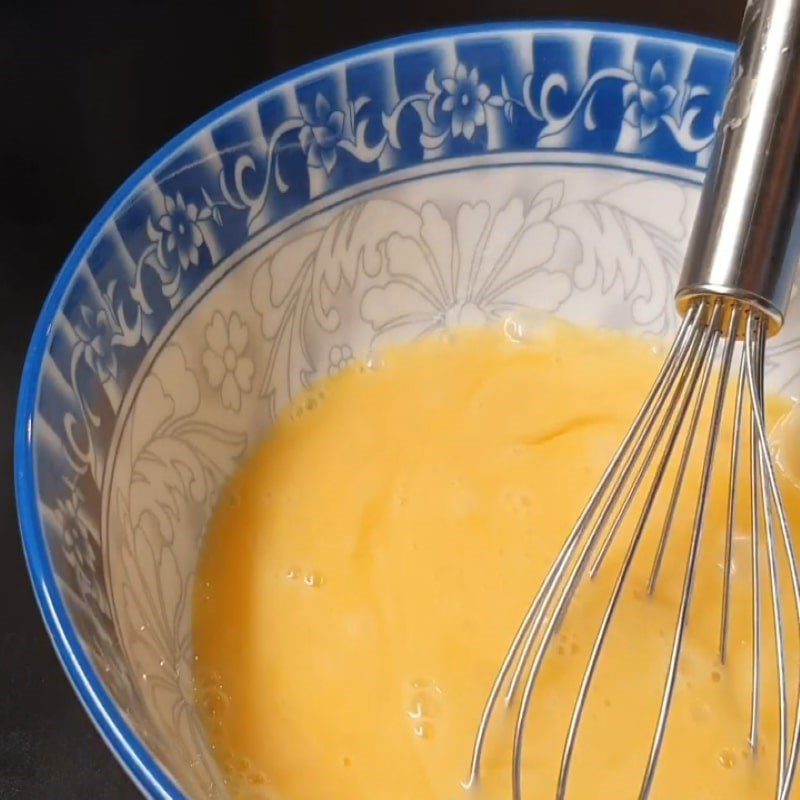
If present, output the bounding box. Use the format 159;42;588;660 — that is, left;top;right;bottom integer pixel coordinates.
466;0;800;797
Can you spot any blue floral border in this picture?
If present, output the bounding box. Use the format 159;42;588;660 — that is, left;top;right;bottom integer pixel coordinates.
16;22;734;799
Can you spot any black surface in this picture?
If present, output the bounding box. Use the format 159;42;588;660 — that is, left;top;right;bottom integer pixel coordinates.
0;1;742;797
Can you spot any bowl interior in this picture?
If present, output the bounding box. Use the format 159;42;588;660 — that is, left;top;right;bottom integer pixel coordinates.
19;23;800;799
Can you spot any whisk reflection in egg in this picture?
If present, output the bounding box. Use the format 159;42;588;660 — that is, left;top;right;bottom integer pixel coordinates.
466;0;800;796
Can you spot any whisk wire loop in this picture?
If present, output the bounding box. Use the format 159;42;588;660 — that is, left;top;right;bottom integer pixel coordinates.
557;301;734;799
467;298;800;799
744;316;800;799
462;307;704;792
638;301;737;797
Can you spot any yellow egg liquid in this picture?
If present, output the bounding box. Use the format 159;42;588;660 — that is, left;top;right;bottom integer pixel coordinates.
193;322;800;799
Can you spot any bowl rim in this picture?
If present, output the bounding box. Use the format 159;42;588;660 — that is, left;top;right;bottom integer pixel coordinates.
14;20;734;799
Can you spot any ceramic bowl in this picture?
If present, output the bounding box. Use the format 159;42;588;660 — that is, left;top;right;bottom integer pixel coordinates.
15;21;800;799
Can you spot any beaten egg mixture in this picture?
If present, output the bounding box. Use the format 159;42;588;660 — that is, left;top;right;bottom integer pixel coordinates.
193;320;800;799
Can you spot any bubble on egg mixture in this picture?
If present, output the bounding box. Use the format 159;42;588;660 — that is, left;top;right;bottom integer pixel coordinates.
772;401;800;489
195;670;231;742
304;571;325;588
360;353;384;372
503;309;560;346
195;668;274;796
406;678;442;742
284;566;325;587
289;389;327;422
225;757;273;800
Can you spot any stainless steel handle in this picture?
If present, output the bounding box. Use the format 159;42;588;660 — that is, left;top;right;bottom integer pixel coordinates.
676;0;800;333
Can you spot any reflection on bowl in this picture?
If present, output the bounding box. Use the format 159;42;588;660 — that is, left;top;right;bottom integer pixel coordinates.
14;21;800;799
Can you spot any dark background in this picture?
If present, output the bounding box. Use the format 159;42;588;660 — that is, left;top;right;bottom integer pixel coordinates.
1;0;743;797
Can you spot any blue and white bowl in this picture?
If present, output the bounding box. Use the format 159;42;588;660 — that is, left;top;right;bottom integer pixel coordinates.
15;22;800;799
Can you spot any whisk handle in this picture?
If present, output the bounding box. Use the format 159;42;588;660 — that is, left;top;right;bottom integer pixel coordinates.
676;0;800;332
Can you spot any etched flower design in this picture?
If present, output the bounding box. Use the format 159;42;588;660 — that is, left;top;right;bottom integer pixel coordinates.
300;94;346;174
54;487;108;615
623;60;678;139
157;192;210;269
328;344;354;376
202;311;254;411
75;305;117;382
428;63;503;141
361;191;573;345
56;490;96;573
